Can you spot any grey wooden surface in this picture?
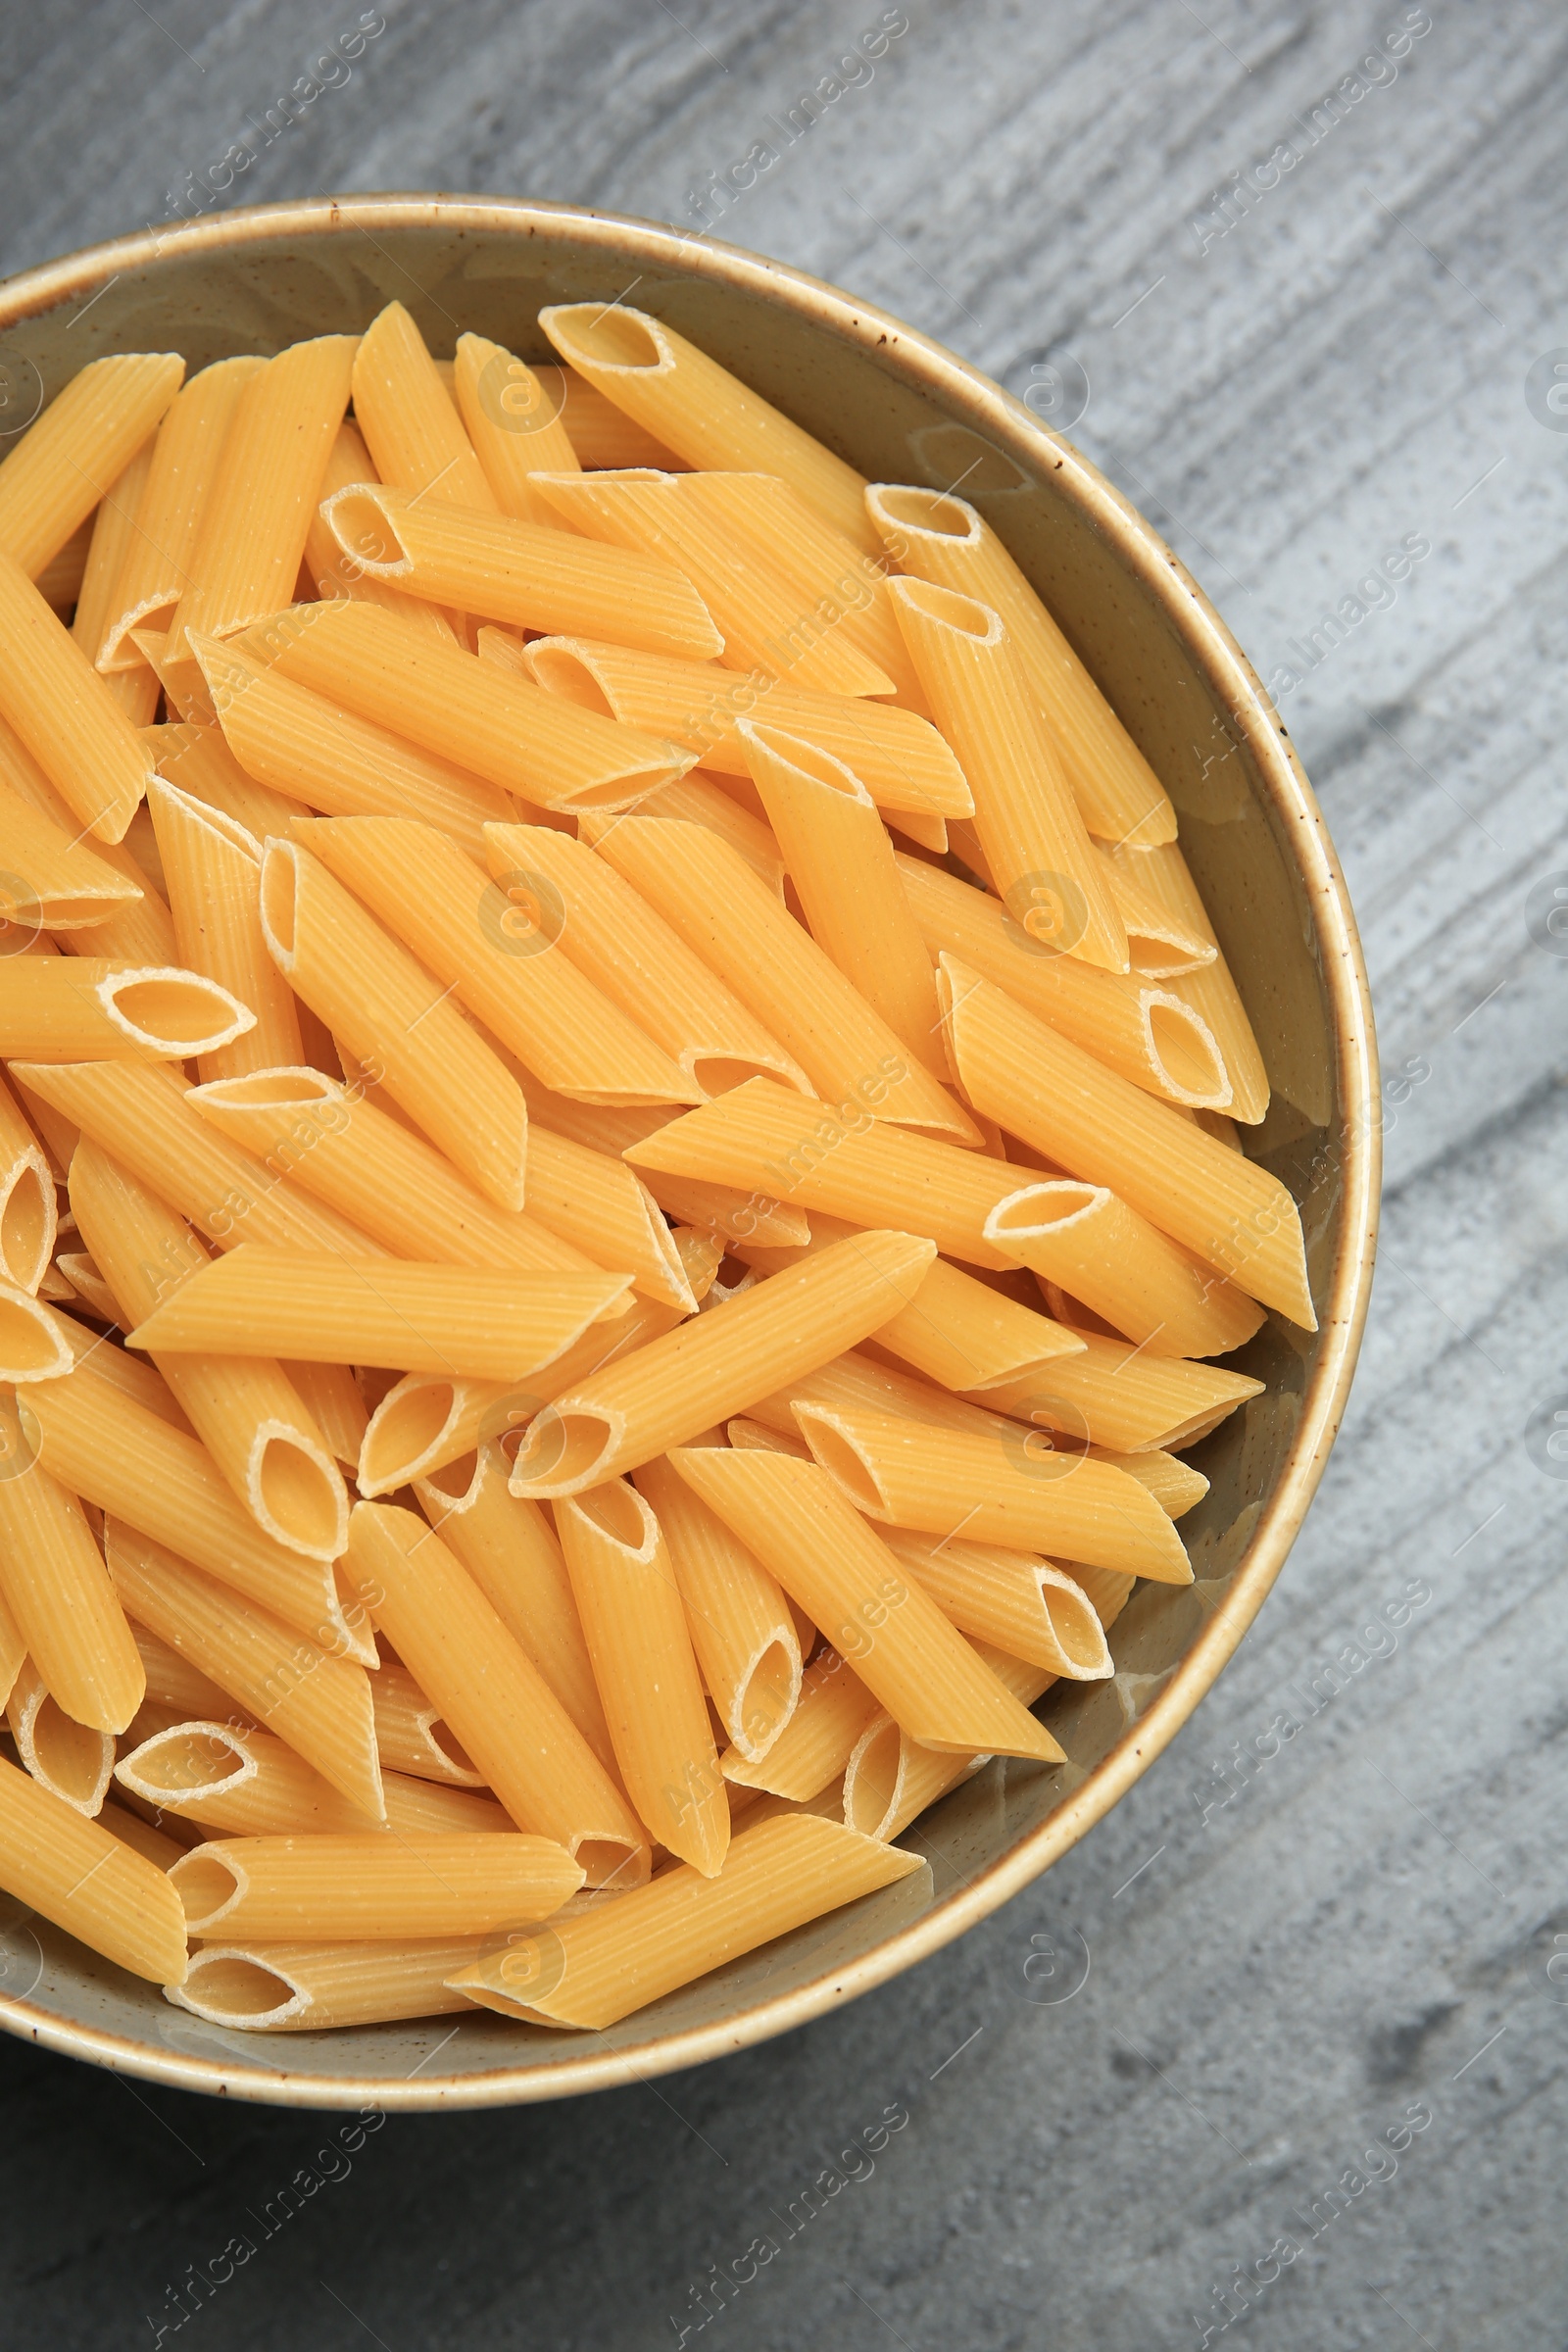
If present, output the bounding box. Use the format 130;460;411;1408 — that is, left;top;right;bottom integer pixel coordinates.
2;4;1566;2346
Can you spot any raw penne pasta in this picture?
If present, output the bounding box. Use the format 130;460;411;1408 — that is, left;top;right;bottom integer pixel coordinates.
0;1069;55;1294
0;352;184;580
877;1529;1112;1679
448;1812;926;2031
0;776;143;934
983;1180;1264;1357
0;1392;143;1731
737;722;944;1076
98;358;266;669
0;1285;74;1381
0;1750;187;1984
794;1400;1192;1582
0;718;175;961
893;851;1231;1110
35;517;92;612
521;634;972;820
634;769;788;894
718;1645;879;1797
556;1481;728;1875
117;1719;507;1838
633;1454;801;1761
302;419;458;639
246;600;693;811
147;780;303;1079
188;1067;607;1283
131;1624;238;1721
1102;1446;1209;1518
581;815;978;1142
258;838;530;1208
531;468;892;697
0;957;253;1062
938;957;1314;1327
970;1338;1262;1454
1110;839;1271;1123
539;306;880;554
343;1500;650;1885
13;1057;376;1257
69;1142;349;1562
635;1168;808;1253
144;716;310;841
291;813;697;1109
513;1122;698;1309
0;551;158;841
170;1936;487;2029
323;480;723;659
1087;840;1214;978
71;440;158;683
508;1229;936;1497
415;1444;616;1775
7;1656;116;1814
368;1660;483;1786
99;1797;191;1871
453;332;582;522
670;1446;1064;1757
867;483;1177;849
351;301;496;510
170;1831;581;1939
46;1307;193;1432
55;1251;119;1321
129;1245;631;1381
106;1521;382;1818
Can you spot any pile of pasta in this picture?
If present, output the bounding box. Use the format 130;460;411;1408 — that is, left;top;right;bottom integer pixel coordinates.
0;297;1310;2038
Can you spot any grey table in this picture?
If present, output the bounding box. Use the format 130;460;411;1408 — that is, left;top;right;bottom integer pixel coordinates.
2;4;1565;2346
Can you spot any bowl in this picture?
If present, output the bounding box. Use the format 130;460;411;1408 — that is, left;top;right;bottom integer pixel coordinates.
0;196;1379;2108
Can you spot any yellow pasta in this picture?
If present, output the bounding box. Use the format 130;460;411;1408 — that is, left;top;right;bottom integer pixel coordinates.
974;1336;1264;1454
983;1180;1264;1357
0;352;184;580
867;483;1177;848
878;1528;1112;1679
0;956;253;1062
0;551;157;841
130;1623;238;1721
257;837;530;1208
581;815;979;1142
452;331;582;523
447;1811;926;2032
147;779;303;1079
343;1499;650;1886
0;1749;187;1984
533;362;681;467
171;1936;490;2029
0;1285;76;1382
718;1645;879;1797
510;1120;699;1309
105;1521;383;1820
34;517;92;613
6;1654;116;1813
301;419;457;641
351;301;496;510
170;1831;580;1940
793;1399;1192;1581
556;1481;728;1875
71;440;160;723
539;305;880;554
117;1719;508;1838
0;715;176;962
0;1069;56;1294
0;776;144;935
621;768;789;894
369;1658;482;1786
0;1392;144;1732
1110;839;1271;1124
938;956;1314;1327
144;715;311;841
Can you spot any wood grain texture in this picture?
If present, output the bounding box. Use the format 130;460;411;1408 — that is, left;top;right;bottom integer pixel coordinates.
1;5;1564;2348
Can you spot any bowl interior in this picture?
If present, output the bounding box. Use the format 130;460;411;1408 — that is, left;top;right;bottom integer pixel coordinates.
0;203;1369;2105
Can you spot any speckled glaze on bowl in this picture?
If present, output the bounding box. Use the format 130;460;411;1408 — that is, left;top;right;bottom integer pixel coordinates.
0;196;1379;2109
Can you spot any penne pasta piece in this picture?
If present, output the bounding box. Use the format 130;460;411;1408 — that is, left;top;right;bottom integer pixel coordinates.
535;364;683;469
164;335;357;671
0;1749;187;1984
635;1168;806;1253
581;815;979;1143
737;721;945;1078
0;1069;56;1294
9;1069;78;1180
0;1393;144;1731
793;1399;1192;1582
975;1336;1262;1455
893;850;1231;1110
453;332;582;523
415;1444;616;1776
877;1528;1112;1679
512;1122;697;1309
841;1707;984;1842
0;1284;74;1382
71;441;157;674
280;1358;367;1472
343;1500;650;1885
531;468;892;696
670;1446;1065;1757
1102;1446;1209;1519
323;480;723;659
55;1250;119;1322
170;1830;581;1940
867;484;1177;849
7;1656;116;1814
0;715;175;962
107;1521;382;1818
539;306;880;554
188;1067;609;1283
143;716;310;841
0;957;253;1062
351;301;496;510
726;1415;808;1455
258;838;530;1207
556;1481;728;1876
449;1811;926;2032
147;780;303;1079
242;599;692;811
46;1307;193;1432
938;956;1314;1327
100;1796;190;1872
717;1645;879;1796
634;769;788;895
292;814;696;1109
118;1719;507;1838
509;1229;936;1498
0;552;158;841
35;516;92;612
12;1058;377;1257
129;1245;631;1381
0;352;184;579
69;1142;349;1562
302;419;458;640
0;774;146;933
888;574;1127;973
131;1624;238;1722
984;1180;1264;1358
1087;841;1214;978
98;358;266;669
170;1936;485;2029
632;1455;801;1762
369;1659;483;1786
1110;839;1271;1123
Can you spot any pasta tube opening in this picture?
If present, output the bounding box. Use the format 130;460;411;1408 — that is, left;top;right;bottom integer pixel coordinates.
990;1182;1103;1234
0;1284;74;1381
786;1410;885;1515
7;1663;115;1815
117;1720;252;1808
250;1419;349;1561
842;1713;903;1838
99;969;257;1056
1146;997;1229;1105
732;1636;797;1759
170;1948;305;2026
0;1151;55;1293
322;486;409;577
1040;1575;1113;1676
359;1376;473;1496
169;1846;246;1934
522;641;616;716
511;1405;618;1494
548;308;663;373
